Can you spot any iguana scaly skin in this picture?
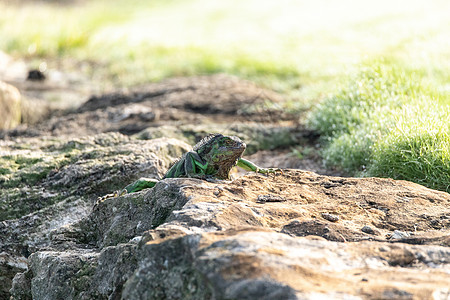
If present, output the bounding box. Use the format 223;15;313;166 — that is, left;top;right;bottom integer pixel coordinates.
100;133;280;199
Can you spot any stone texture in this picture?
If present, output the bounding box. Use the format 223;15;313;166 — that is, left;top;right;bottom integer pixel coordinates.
125;229;450;300
9;170;450;300
0;134;190;299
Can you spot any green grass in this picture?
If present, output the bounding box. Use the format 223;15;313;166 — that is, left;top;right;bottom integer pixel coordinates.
308;60;450;192
0;0;158;57
369;104;450;191
94;44;303;86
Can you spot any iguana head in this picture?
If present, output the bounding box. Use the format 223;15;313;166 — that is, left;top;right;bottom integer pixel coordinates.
194;133;246;179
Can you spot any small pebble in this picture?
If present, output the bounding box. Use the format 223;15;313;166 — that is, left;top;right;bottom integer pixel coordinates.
321;213;339;222
129;236;142;244
361;225;375;234
390;230;410;240
257;194;286;203
27;69;46;81
214;187;224;196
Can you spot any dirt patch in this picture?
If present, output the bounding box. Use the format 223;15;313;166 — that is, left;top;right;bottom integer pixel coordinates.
4;74;295;136
79;74;286;115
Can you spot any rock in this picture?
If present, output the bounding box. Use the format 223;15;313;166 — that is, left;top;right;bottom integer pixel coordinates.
389;230;411;240
8;169;450;299
0;252;27;300
123;229;450;300
0;133;190;298
0;133;189;221
321;212;339;222
26;69;46;81
0;81;21;130
361;225;375;234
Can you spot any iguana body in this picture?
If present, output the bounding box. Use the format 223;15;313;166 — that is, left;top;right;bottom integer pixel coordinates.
105;134;279;198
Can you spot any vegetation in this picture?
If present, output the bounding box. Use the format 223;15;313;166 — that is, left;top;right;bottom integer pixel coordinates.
309;60;450;192
369;104;450;191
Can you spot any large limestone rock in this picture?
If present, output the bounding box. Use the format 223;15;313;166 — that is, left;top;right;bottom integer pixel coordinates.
9;169;450;299
0;133;190;299
0;81;21;130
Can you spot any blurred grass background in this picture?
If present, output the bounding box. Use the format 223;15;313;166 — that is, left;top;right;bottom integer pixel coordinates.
1;0;449;191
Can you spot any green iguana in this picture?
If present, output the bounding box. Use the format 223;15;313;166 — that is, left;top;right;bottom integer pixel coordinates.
100;133;280;199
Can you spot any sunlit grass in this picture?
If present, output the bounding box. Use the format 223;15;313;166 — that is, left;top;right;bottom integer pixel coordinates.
0;0;158;57
370;104;450;192
309;60;450;192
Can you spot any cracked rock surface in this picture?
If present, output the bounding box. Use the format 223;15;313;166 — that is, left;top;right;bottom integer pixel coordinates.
9;169;450;300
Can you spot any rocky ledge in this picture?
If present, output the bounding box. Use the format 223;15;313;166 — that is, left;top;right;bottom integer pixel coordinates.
9;167;450;299
1;74;449;299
